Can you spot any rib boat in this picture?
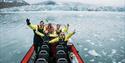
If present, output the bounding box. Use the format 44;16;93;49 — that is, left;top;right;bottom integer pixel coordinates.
21;41;84;63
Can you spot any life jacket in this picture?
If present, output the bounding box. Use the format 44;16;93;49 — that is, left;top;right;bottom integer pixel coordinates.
37;25;51;42
37;25;44;33
56;29;62;35
33;25;44;45
58;37;68;53
58;37;67;46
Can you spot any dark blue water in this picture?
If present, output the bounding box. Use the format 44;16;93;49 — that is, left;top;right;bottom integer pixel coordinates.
0;11;125;63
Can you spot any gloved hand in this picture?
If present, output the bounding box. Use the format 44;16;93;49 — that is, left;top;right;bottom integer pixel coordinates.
73;29;76;34
67;24;69;27
26;18;30;25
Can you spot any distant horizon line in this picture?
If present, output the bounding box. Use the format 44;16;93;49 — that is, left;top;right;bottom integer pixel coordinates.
0;11;124;14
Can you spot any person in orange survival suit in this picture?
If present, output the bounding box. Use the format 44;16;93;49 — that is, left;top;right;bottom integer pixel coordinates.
48;30;75;58
55;24;69;35
35;23;70;58
26;18;45;55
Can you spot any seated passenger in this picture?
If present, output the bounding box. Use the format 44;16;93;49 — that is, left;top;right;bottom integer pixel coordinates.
45;23;54;34
35;23;70;40
35;23;57;41
55;24;62;35
49;30;75;44
26;18;45;54
55;24;69;36
61;24;69;33
45;23;59;38
48;30;75;58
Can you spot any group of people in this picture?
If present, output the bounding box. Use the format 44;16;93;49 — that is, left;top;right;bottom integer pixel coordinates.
26;18;75;56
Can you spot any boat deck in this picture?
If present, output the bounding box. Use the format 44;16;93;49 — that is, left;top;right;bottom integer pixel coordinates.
21;43;84;63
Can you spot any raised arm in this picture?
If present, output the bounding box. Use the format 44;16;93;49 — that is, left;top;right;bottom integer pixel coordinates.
62;24;69;32
49;37;59;44
26;18;37;30
49;31;58;37
65;30;75;41
35;27;45;37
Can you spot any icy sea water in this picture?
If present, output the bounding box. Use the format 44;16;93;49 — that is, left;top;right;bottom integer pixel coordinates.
0;11;125;63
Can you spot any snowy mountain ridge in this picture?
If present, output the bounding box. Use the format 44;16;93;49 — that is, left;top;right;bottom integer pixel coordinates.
0;1;125;12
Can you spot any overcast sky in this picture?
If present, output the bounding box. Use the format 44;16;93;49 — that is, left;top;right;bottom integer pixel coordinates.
24;0;125;7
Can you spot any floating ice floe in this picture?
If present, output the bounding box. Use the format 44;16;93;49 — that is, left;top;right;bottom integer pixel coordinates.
120;46;124;49
121;59;125;62
84;54;89;57
118;62;122;63
78;45;83;47
88;50;101;57
86;39;91;42
112;61;116;63
98;62;103;63
90;42;95;45
110;38;116;41
90;59;95;62
101;50;107;56
93;33;99;37
107;49;117;57
84;48;88;51
86;39;96;45
13;49;21;54
111;49;117;54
